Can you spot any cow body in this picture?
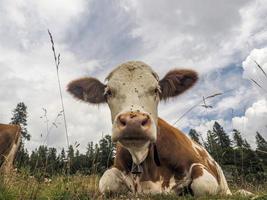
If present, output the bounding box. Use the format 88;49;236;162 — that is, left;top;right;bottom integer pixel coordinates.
99;118;231;196
0;124;21;173
67;61;231;197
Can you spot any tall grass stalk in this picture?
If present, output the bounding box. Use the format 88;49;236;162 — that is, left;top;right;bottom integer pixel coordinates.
48;30;70;176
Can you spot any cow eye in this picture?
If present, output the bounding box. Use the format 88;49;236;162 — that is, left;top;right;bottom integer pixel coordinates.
154;87;161;94
104;88;113;98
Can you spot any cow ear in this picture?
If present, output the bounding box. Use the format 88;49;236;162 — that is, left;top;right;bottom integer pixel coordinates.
67;77;106;104
159;69;198;100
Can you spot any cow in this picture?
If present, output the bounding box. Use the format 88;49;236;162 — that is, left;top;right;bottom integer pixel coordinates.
0;124;21;173
67;61;232;197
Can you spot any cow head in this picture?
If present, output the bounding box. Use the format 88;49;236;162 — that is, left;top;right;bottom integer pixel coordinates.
67;61;198;164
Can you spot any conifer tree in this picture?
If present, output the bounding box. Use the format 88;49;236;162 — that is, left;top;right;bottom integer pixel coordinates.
256;132;267;151
233;129;251;149
206;130;220;161
213;121;231;149
256;132;267;166
10;102;30;168
188;129;201;145
98;135;115;174
10;102;30;140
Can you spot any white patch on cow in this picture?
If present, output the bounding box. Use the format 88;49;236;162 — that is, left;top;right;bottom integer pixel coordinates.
126;141;150;164
140;180;162;194
135;176;177;194
190;166;219;197
164;176;177;193
106;61;159;123
214;161;232;195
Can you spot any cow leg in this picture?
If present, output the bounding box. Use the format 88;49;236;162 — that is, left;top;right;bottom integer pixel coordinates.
99;167;134;194
190;165;219;197
1;140;20;173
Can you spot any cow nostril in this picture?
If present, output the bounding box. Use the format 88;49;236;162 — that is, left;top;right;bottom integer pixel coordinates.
141;117;149;126
118;117;127;127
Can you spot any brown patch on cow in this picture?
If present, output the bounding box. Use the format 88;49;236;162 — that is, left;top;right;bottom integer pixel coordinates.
113;143;132;173
67;77;106;104
191;165;203;179
159;69;198;100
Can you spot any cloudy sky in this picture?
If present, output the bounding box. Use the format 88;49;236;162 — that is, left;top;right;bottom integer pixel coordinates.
0;0;266;153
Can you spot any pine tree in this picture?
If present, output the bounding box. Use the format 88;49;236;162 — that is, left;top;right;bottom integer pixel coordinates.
206;130;220;161
10;102;30;169
67;145;75;174
92;143;100;173
233;129;243;148
47;147;58;175
213;121;231;149
233;129;251;149
256;132;267;151
98;135;115;174
60;148;66;161
256;132;267;166
188;129;201;145
10;102;30;140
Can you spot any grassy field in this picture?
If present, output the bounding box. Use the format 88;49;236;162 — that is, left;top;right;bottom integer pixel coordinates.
0;172;267;200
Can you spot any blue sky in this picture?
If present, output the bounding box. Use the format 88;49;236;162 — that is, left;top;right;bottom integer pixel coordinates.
0;0;266;152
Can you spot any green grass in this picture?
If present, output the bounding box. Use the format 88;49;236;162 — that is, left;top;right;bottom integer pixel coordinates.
0;172;266;200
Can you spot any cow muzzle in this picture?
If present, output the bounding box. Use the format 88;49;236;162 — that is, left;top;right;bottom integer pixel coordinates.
112;112;156;147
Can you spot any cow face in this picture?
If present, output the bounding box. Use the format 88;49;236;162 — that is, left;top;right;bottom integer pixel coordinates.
67;61;197;157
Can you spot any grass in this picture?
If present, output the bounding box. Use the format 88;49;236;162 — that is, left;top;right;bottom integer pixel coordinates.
0;172;267;200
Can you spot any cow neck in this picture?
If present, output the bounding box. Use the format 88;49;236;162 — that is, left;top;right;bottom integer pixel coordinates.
131;143;161;175
127;142;150;165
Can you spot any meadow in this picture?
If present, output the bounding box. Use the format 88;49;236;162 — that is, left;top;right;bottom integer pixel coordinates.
1;171;267;200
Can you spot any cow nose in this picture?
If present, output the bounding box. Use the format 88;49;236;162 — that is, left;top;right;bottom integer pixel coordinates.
117;112;151;130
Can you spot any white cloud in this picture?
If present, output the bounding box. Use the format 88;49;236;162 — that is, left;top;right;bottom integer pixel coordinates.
232;99;267;148
119;0;267;76
242;47;267;94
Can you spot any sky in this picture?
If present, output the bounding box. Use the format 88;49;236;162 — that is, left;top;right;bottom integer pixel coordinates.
0;0;266;153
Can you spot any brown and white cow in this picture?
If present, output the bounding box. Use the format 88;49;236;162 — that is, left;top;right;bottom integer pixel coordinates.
0;124;21;173
67;61;231;197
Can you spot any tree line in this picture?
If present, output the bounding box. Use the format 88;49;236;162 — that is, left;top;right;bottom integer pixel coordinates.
9;102;267;184
189;122;267;184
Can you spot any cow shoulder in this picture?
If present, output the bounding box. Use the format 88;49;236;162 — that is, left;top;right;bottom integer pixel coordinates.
157;118;200;165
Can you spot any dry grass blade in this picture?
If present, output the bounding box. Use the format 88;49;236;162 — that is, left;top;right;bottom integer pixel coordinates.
256;149;267;154
252;59;267;78
172;104;200;126
172;92;225;126
205;92;223;99
250;78;267;93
